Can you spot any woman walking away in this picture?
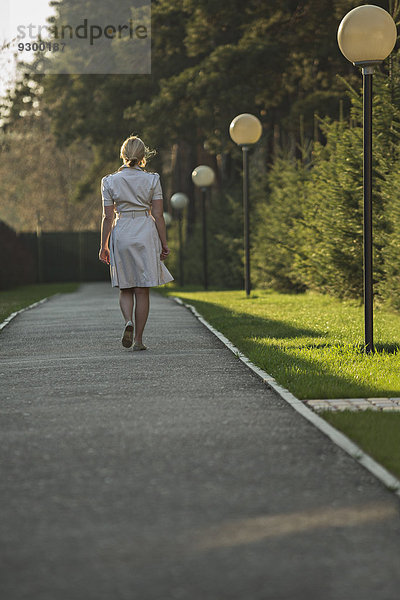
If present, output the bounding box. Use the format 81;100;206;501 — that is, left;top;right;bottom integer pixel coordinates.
99;135;174;351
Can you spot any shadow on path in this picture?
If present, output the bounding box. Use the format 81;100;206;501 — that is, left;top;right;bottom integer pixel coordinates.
181;298;400;399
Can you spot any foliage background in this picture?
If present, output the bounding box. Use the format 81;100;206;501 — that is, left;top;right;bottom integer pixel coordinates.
1;0;400;305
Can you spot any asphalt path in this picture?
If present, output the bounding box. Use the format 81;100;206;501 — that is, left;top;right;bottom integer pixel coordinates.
1;282;399;600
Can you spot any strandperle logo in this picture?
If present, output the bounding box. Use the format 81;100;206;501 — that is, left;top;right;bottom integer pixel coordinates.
9;0;152;75
17;18;148;46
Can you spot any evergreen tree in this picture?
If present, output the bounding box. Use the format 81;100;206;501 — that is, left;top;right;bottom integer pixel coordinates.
252;153;310;292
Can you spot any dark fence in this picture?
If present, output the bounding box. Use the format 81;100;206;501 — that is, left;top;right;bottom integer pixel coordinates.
0;222;37;290
0;227;109;289
20;231;109;284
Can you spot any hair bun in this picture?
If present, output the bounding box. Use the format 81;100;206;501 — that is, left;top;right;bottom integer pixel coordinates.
120;135;155;168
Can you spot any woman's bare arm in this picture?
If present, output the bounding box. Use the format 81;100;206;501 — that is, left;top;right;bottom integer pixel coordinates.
151;198;170;260
99;205;115;264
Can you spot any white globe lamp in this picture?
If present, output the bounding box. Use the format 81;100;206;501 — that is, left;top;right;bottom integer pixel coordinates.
338;5;397;66
229;113;262;146
171;192;189;210
191;165;215;188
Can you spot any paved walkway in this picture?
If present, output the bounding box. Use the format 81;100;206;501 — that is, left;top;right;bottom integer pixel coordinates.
1;282;400;600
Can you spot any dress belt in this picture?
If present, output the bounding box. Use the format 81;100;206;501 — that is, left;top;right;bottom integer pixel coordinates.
117;209;149;218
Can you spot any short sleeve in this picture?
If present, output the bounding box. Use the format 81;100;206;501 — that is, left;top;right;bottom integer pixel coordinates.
101;176;114;207
151;173;163;201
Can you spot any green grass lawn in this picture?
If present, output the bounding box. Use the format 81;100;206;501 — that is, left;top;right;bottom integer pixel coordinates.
322;411;400;480
0;283;80;324
158;285;400;400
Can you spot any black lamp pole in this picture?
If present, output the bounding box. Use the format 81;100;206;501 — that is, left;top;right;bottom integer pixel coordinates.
337;5;397;353
178;211;184;287
242;145;251;296
201;187;208;290
362;64;375;353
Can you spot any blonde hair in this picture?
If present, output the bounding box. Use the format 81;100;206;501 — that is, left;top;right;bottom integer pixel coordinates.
119;135;156;168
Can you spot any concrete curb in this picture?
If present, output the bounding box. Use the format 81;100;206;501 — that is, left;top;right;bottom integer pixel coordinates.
173;296;400;498
0;297;50;331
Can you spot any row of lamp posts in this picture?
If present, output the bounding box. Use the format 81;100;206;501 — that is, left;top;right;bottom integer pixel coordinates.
169;164;215;290
166;4;397;353
168;114;262;294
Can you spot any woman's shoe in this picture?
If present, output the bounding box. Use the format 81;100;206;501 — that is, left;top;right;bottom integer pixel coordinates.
122;321;134;348
132;342;147;351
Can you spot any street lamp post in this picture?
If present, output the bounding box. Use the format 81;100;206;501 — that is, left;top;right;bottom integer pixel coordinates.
192;165;215;290
170;193;189;287
338;5;397;353
229;113;262;296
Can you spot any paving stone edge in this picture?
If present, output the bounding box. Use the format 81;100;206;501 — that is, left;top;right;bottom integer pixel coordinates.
172;296;400;498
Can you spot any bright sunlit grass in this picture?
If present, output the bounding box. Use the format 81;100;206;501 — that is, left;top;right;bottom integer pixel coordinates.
158;286;400;400
322;411;400;480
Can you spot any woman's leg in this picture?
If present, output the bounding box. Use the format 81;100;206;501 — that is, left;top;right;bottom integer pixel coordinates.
119;287;135;323
133;287;150;343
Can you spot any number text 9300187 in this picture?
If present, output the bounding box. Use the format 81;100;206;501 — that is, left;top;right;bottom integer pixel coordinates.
18;42;66;52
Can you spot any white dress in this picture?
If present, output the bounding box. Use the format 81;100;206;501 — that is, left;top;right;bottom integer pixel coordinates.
101;165;174;289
